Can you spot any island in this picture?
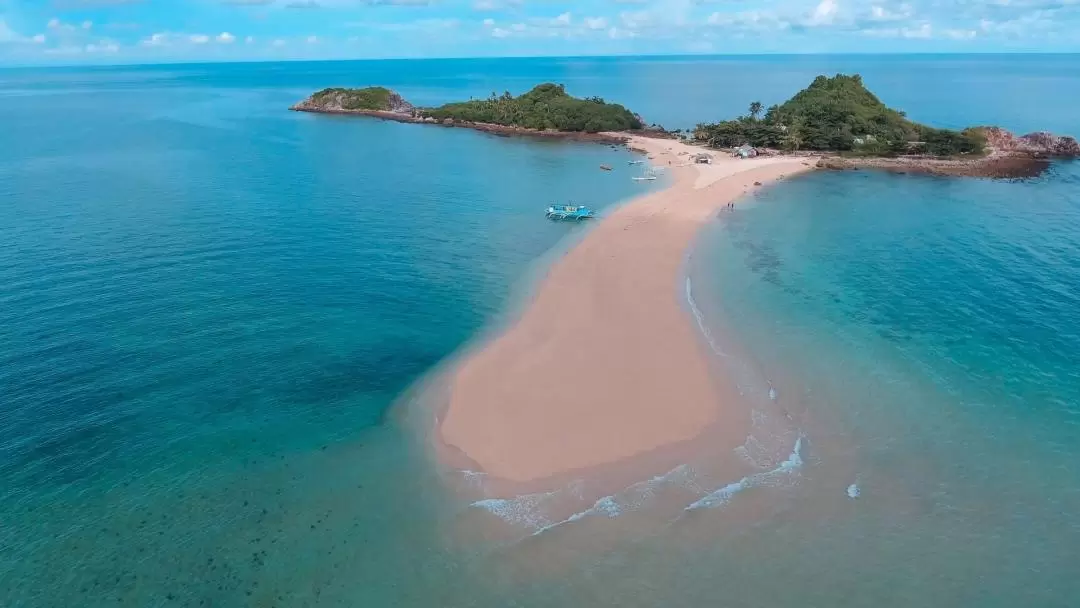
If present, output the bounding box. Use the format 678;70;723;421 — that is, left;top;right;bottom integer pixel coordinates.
691;74;1079;178
291;76;1078;179
290;83;644;144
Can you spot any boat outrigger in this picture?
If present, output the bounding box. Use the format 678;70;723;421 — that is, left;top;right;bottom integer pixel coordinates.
546;204;595;220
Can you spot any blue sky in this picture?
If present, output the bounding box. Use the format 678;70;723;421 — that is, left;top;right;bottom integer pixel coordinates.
1;0;1078;64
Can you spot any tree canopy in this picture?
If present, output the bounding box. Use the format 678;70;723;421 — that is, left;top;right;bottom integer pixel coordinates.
692;74;986;157
420;83;643;133
309;86;394;111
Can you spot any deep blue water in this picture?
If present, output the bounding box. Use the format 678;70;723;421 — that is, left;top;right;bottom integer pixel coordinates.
2;56;1079;606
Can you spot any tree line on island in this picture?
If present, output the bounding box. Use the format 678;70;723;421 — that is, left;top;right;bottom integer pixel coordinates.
421;83;643;132
300;83;642;133
691;74;987;157
297;75;1080;161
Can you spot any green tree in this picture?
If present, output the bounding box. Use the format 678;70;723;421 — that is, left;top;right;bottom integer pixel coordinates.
748;101;764;121
781;119;805;152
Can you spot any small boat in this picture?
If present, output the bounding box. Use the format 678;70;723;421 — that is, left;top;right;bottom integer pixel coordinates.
628;160;645;165
600;164;612;171
546;204;594;220
631;167;657;181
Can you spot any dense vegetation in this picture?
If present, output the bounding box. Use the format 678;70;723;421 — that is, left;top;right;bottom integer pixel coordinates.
693;74;986;157
309;86;394;111
420;83;643;133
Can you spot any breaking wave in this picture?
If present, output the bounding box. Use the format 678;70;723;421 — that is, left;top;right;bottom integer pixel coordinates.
469;434;806;533
685;435;804;511
685;277;729;357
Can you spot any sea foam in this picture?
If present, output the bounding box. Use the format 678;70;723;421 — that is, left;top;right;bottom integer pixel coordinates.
685;277;729;357
686;435;804;511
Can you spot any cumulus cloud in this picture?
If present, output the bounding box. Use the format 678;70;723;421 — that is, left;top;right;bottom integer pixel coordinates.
217;32;236;43
869;3;914;22
584;16;609;30
189;34;210;44
807;0;839;26
491;26;511;37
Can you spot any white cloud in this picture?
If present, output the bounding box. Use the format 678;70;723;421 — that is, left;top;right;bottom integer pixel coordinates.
584;16;608;30
1;19;23;43
944;28;977;39
553;12;572;26
511;22;526;31
81;20;93;30
47;18;78;32
307;35;319;43
189;34;210;44
483;18;496;27
869;4;914;22
32;33;47;43
245;35;255;43
807;0;839;26
217;32;236;43
85;40;119;53
618;10;654;30
491;26;511;37
142;32;169;46
272;38;286;47
862;22;932;38
708;10;790;31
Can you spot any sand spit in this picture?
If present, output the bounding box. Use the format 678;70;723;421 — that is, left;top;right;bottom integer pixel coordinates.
439;136;812;489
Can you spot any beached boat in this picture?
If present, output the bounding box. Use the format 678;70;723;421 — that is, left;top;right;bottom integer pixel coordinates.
546;204;595;220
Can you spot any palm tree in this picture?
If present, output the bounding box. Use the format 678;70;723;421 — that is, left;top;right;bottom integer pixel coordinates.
748;101;764;121
782;118;805;152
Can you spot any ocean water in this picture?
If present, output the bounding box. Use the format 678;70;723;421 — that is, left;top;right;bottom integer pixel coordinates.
2;56;1079;606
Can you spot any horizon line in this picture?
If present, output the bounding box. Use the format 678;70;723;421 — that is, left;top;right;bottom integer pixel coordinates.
2;50;1079;71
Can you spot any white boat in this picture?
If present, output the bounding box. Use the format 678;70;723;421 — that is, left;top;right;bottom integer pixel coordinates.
631;167;657;181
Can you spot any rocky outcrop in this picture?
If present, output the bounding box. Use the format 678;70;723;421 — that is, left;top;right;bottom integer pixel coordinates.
981;127;1080;157
290;87;414;114
816;157;856;171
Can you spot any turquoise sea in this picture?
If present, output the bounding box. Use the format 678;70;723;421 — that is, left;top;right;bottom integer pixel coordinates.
2;56;1079;606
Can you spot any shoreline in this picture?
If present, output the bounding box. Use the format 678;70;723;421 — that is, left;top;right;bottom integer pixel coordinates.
434;135;812;499
292;105;1067;179
289;106;644;145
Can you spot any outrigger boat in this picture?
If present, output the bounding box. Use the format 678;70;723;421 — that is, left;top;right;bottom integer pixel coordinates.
546;204;595;220
631;167;657;181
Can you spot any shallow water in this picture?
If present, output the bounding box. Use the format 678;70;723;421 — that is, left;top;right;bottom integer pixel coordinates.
3;56;1080;606
687;162;1080;605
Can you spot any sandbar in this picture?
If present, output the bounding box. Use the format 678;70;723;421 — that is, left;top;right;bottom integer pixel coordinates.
439;136;812;486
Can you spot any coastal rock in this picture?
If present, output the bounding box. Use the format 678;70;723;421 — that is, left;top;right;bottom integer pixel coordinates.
816;157;855;171
981;126;1080;157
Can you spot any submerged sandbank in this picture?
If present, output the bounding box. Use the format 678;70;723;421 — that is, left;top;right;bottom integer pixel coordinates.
437;136;811;491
